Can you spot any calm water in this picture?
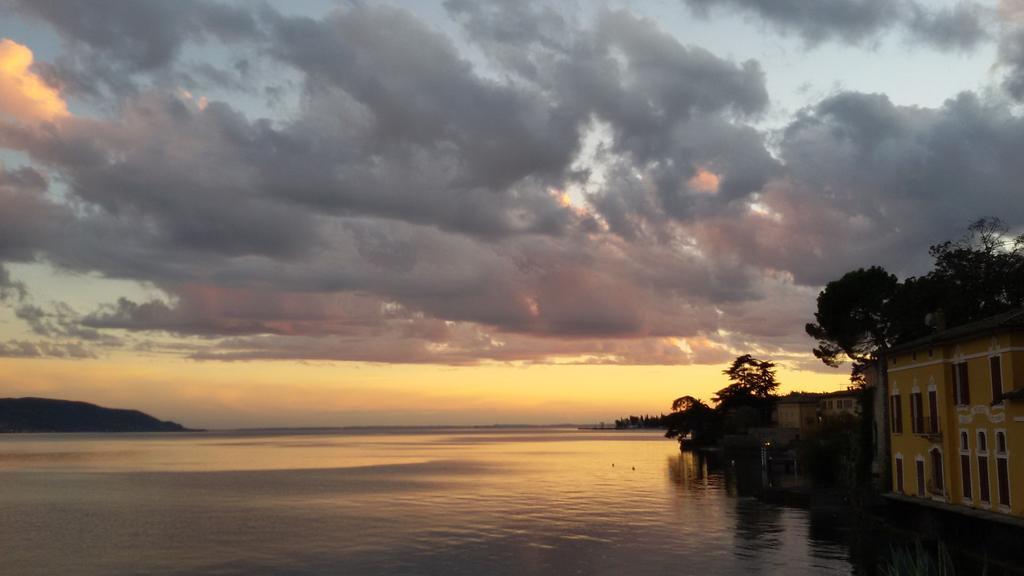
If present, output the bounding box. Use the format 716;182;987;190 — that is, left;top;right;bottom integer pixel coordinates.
0;429;858;575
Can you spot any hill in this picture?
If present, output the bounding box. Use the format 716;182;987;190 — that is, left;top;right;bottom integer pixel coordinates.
0;397;191;432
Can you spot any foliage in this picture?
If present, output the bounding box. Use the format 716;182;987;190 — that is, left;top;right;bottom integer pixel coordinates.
714;354;779;425
924;217;1024;325
614;414;666;429
807;218;1024;375
667;354;780;446
664;396;720;446
805;266;899;368
879;541;960;576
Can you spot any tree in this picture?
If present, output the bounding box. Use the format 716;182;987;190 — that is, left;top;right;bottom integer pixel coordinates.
923;217;1024;326
714;354;779;406
713;354;779;425
664;395;720;446
808;219;1024;377
805;266;899;369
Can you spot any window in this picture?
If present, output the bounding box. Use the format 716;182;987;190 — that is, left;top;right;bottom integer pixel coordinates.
996;432;1010;507
891;394;903;434
927;389;939;434
960;432;972;500
961;453;972;499
991;356;1003;404
916;459;926;497
930;449;944;494
911;392;923;434
895;457;905;494
955;362;970;405
979;431;990;503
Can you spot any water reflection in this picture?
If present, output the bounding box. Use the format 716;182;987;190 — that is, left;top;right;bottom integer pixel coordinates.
667;450;851;575
0;430;858;575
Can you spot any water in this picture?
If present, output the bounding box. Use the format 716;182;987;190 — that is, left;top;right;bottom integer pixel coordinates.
0;428;857;575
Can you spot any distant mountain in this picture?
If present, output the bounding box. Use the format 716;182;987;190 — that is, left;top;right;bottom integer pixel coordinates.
0;397;191;433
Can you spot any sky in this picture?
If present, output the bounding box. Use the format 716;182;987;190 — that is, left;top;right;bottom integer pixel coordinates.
0;0;1021;428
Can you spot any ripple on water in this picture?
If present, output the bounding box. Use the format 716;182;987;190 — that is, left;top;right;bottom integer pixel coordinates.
0;429;857;576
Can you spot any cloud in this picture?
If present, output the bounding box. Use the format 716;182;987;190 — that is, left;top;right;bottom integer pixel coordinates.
684;0;991;50
1;1;1022;369
691;91;1024;287
0;339;95;358
998;0;1024;100
0;38;67;121
3;0;262;99
0;263;25;303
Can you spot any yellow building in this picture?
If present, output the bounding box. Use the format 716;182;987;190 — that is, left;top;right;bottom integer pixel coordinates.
887;309;1024;517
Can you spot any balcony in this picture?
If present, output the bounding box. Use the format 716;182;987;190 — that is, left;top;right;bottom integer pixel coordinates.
912;417;942;441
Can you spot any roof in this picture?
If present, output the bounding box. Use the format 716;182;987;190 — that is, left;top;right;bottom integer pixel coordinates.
774;392;824;405
820;389;861;399
888;308;1024;355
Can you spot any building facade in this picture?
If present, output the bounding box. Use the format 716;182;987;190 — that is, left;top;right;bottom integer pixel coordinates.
887;310;1024;517
820;390;861;419
774;392;822;437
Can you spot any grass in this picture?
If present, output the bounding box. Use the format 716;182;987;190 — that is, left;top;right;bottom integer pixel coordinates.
879;541;988;576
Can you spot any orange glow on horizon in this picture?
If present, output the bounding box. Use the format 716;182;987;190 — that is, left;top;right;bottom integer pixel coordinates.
0;355;851;429
0;38;68;122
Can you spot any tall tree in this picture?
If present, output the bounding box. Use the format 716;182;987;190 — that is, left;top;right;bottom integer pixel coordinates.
924;217;1024;325
805;266;899;369
664;395;719;446
713;354;779;424
808;218;1024;376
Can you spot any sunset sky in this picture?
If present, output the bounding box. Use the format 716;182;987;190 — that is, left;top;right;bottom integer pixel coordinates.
0;0;1021;428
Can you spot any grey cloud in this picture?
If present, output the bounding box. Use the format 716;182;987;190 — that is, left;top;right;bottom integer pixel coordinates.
906;2;991;51
0;264;26;303
0;3;785;364
685;0;990;50
15;301;115;343
1000;27;1024;99
0;166;68;262
13;2;1008;367
449;4;776;223
697;91;1024;287
5;0;262;97
0;339;95;358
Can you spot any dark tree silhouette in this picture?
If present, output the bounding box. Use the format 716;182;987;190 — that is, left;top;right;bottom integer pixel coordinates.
805;266;899;368
807;218;1024;378
714;354;779;409
664;395;720;446
713;354;779;426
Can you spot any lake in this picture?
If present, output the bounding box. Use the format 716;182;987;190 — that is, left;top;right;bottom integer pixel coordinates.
0;428;859;575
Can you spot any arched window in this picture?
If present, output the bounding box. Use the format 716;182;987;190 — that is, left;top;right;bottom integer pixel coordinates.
895;455;905;494
930;448;944;494
996;431;1010;508
978;431;991;504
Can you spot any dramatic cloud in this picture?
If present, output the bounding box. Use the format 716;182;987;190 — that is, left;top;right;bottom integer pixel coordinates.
0;1;1019;368
684;0;991;50
0;38;67;121
3;0;261;97
694;91;1024;287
